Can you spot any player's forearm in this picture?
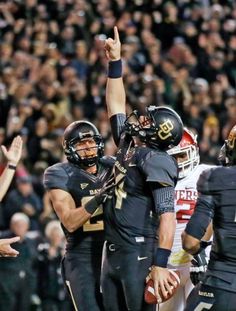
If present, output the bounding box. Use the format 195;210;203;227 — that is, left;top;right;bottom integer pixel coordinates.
152;213;175;268
202;222;213;241
158;212;176;250
181;231;200;254
0;165;16;202
63;207;91;232
106;62;126;118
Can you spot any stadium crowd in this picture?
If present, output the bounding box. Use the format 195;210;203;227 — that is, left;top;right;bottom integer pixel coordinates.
0;0;236;310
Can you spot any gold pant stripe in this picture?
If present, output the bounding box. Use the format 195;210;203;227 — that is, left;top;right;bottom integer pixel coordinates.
65;280;78;311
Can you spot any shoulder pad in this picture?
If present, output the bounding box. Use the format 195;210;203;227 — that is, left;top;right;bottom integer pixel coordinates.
198;166;236;193
43;163;69;191
140;150;178;186
99;156;116;168
197;167;217;194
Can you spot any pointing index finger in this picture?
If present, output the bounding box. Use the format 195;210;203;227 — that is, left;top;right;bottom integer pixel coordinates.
114;26;120;43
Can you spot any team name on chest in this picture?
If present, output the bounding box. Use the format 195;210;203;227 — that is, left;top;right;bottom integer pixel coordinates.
175;189;198;201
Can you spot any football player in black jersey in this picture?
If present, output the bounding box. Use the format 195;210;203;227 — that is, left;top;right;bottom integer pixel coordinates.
182;124;236;311
101;27;183;311
43;121;114;311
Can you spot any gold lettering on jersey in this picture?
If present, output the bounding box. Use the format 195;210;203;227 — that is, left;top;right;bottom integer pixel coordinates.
83;220;104;231
80;183;89;190
81;197;104;232
158;120;173;140
198;291;214;298
115;160;127;174
89;189;100;195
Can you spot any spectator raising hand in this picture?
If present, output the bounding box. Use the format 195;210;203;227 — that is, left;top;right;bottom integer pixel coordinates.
0;136;23;257
0;135;23;202
1;135;23;167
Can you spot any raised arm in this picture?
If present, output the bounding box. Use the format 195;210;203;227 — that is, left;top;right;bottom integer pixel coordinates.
0;135;23;202
104;26;126;118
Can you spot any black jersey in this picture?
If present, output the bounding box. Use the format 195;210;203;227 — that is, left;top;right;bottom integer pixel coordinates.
196;166;236;273
43;157;114;252
104;114;178;247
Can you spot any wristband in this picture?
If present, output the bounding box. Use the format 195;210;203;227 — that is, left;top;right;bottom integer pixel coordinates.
84;197;99;215
153;248;171;267
108;59;122;78
8;164;17;170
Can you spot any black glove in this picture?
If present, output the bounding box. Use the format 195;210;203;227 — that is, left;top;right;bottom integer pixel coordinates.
190;249;208;286
84;176;115;214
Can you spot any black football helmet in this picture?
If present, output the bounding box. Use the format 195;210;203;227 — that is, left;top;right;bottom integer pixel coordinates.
224;125;236;166
63;121;104;167
124;106;183;150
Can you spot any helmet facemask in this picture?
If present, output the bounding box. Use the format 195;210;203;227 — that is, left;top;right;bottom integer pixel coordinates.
63;121;104;168
168;128;200;179
66;136;103;168
124;106;183;151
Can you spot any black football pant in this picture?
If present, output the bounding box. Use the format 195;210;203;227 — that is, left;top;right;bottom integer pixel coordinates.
185;283;236;311
101;242;156;311
61;251;104;311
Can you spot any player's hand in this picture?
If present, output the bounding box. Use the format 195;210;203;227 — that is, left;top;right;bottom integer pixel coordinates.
1;135;23;166
0;236;20;257
190;249;208;285
148;266;177;303
104;26;121;61
94;175;116;205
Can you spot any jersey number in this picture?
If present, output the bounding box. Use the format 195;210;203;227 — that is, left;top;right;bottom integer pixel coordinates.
115;180;127;209
81;196;104;232
194;302;213;311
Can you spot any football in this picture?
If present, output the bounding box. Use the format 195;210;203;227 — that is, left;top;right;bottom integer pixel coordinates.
144;269;181;304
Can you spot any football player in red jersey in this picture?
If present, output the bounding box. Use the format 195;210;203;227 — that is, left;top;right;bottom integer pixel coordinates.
159;128;213;311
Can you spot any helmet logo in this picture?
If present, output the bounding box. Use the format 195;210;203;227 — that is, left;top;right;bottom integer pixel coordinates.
158;120;174;140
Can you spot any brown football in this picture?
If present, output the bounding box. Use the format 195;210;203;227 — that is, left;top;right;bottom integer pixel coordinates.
144;269;181;304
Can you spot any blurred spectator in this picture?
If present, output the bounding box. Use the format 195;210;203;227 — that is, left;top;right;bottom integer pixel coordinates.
36;220;72;311
3;175;43;230
0;213;38;311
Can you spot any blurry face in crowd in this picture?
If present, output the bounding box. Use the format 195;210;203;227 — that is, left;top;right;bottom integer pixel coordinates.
10;219;29;238
48;227;64;246
17;181;33;196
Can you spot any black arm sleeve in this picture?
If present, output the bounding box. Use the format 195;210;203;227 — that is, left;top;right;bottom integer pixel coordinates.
185;194;214;240
110;113;126;146
150;183;175;215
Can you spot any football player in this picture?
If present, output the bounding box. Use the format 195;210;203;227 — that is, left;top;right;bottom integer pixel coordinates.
43;121;114;311
101;26;183;311
182;124;236;311
159;128;213;311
